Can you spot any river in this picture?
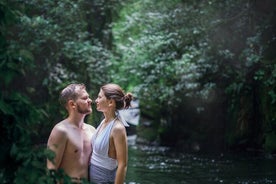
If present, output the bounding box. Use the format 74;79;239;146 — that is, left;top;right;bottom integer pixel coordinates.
125;143;276;184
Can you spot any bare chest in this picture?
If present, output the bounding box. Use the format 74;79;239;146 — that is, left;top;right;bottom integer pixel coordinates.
66;128;92;156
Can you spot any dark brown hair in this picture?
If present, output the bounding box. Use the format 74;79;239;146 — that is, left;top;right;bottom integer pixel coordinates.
101;83;133;110
59;83;86;107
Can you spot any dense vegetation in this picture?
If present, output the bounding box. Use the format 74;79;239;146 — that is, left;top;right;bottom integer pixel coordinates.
113;0;276;153
1;0;275;183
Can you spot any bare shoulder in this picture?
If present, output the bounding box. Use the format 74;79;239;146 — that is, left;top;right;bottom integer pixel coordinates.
83;123;96;132
112;120;126;134
47;121;68;145
51;121;67;135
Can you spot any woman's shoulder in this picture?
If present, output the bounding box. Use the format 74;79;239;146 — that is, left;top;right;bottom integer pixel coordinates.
111;121;127;139
112;119;126;133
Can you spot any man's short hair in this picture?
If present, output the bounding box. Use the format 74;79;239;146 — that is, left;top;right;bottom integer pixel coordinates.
59;83;86;107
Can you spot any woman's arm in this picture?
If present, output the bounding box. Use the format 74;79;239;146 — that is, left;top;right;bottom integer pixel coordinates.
112;123;128;184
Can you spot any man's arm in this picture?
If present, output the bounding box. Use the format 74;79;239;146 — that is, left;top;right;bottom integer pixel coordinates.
87;125;96;164
47;125;67;170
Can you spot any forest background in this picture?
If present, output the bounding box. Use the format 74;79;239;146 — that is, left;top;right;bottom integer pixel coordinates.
0;0;275;183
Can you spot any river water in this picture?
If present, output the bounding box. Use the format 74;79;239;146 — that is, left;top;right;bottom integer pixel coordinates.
125;143;276;184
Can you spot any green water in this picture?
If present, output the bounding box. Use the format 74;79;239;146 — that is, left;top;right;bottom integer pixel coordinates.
125;144;276;184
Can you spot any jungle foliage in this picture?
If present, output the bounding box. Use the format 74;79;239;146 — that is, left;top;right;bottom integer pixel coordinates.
0;0;275;183
1;0;114;183
113;0;276;152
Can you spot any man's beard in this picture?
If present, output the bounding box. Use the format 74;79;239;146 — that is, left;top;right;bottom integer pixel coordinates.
76;104;92;114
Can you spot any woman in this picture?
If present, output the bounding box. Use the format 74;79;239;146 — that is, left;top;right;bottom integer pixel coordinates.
90;83;133;184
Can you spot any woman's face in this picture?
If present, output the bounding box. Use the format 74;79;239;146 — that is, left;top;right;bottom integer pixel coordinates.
95;89;110;112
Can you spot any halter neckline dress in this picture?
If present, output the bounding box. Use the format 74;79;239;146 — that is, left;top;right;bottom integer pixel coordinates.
89;115;128;184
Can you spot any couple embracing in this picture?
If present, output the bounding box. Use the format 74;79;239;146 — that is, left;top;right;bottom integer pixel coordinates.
47;83;133;184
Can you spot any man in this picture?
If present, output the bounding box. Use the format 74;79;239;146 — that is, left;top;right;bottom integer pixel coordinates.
47;83;96;183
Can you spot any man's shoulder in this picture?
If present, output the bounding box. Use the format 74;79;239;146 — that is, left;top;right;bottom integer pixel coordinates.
52;120;68;133
48;121;68;144
83;123;96;131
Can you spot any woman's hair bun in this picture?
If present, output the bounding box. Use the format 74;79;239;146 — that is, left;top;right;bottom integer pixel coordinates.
124;93;133;109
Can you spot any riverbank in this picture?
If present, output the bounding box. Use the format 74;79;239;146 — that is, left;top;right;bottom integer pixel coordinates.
135;116;276;157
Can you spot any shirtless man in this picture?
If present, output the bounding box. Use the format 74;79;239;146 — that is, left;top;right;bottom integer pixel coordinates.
47;83;96;183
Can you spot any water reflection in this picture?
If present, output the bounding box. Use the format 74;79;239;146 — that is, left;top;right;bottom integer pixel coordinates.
126;144;276;184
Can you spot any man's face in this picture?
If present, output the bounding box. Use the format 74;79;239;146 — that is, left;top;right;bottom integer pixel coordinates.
75;89;92;115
